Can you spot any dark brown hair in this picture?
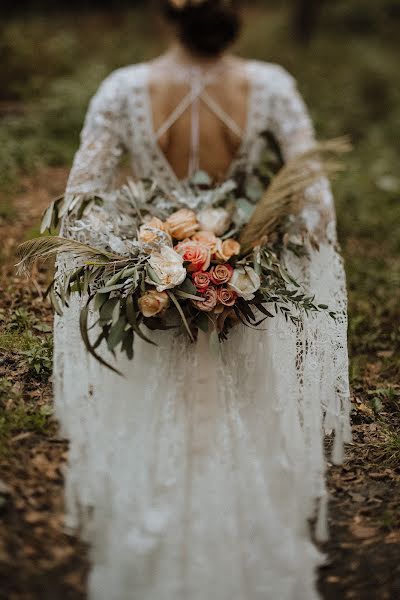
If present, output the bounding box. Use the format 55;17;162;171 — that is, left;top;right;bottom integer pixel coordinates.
161;0;243;57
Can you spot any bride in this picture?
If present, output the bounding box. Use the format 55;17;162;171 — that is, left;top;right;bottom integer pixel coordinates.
54;1;352;598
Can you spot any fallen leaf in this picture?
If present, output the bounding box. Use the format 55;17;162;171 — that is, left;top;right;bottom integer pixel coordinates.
350;523;379;539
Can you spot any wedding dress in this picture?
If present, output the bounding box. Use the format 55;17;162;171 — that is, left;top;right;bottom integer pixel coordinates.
54;58;351;600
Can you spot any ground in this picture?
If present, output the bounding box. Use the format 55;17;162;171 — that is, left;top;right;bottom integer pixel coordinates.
0;3;400;599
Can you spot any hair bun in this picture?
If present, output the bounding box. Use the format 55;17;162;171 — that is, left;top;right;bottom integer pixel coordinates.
162;0;242;57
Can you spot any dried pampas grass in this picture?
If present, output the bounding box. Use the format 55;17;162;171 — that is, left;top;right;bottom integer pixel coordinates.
16;236;119;277
239;137;352;254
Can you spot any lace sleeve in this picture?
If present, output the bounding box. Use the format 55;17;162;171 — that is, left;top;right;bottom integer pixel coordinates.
65;71;126;197
267;65;351;482
268;67;336;244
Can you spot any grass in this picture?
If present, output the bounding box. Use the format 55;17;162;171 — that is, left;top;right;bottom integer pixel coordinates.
0;329;53;379
0;376;53;454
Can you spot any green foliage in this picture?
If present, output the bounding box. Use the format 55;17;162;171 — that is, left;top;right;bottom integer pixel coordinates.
0;328;53;379
8;307;33;331
20;336;53;379
0;376;52;454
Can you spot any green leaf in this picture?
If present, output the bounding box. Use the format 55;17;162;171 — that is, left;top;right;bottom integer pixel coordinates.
79;300;122;375
209;329;221;357
146;265;162;285
174;290;203;301
121;329;134;361
107;316;127;352
49;287;63;316
167;291;194;342
195;313;209;333
179;278;198;295
99;297;119;324
256;304;275;319
94;292;109;312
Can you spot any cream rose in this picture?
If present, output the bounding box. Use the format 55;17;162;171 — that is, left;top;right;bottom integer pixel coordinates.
215;238;241;262
138;290;170;318
228;266;261;301
197;207;231;236
166;208;199;240
175;240;211;273
147;246;187;292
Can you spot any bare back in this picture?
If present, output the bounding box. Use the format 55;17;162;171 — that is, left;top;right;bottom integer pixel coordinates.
148;54;250;181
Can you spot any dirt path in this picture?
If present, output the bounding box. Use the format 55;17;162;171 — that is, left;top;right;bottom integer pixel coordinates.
0;169;399;599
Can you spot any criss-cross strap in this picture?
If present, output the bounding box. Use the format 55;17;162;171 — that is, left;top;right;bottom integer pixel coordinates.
154;65;244;178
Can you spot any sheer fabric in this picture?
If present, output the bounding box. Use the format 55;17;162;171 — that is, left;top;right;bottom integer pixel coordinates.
55;60;351;600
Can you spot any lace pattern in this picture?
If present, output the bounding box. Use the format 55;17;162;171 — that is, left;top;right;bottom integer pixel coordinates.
55;59;351;600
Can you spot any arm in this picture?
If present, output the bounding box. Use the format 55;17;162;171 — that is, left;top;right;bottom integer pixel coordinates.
268;67;351;471
65;70;126;198
268;66;337;245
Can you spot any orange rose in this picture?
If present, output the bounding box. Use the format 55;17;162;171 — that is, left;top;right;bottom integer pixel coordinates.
217;287;237;307
209;264;234;285
175;240;211;273
215;238;241;262
191;286;218;312
138;290;170;318
166;209;199;240
191;230;219;253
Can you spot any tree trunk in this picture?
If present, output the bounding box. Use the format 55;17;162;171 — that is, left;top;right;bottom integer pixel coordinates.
292;0;323;44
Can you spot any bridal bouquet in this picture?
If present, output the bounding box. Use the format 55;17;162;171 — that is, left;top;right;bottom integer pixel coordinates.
16;138;349;372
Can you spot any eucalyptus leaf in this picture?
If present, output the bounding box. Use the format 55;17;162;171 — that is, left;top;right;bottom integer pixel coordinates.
107;316;127;352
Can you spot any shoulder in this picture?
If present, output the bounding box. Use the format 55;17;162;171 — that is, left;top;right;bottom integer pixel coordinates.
247;60;297;95
90;63;146;110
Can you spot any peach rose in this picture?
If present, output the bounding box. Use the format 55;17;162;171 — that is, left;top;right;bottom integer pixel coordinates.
138;224;172;253
166;208;199;240
138;290;170;318
215;238;241;262
217;287;237;307
209;264;234;285
192;271;211;293
191;286;218;312
191;230;219;253
145;216;170;234
175;240;211;273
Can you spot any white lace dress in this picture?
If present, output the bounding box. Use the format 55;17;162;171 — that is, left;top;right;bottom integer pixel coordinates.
54;60;351;600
